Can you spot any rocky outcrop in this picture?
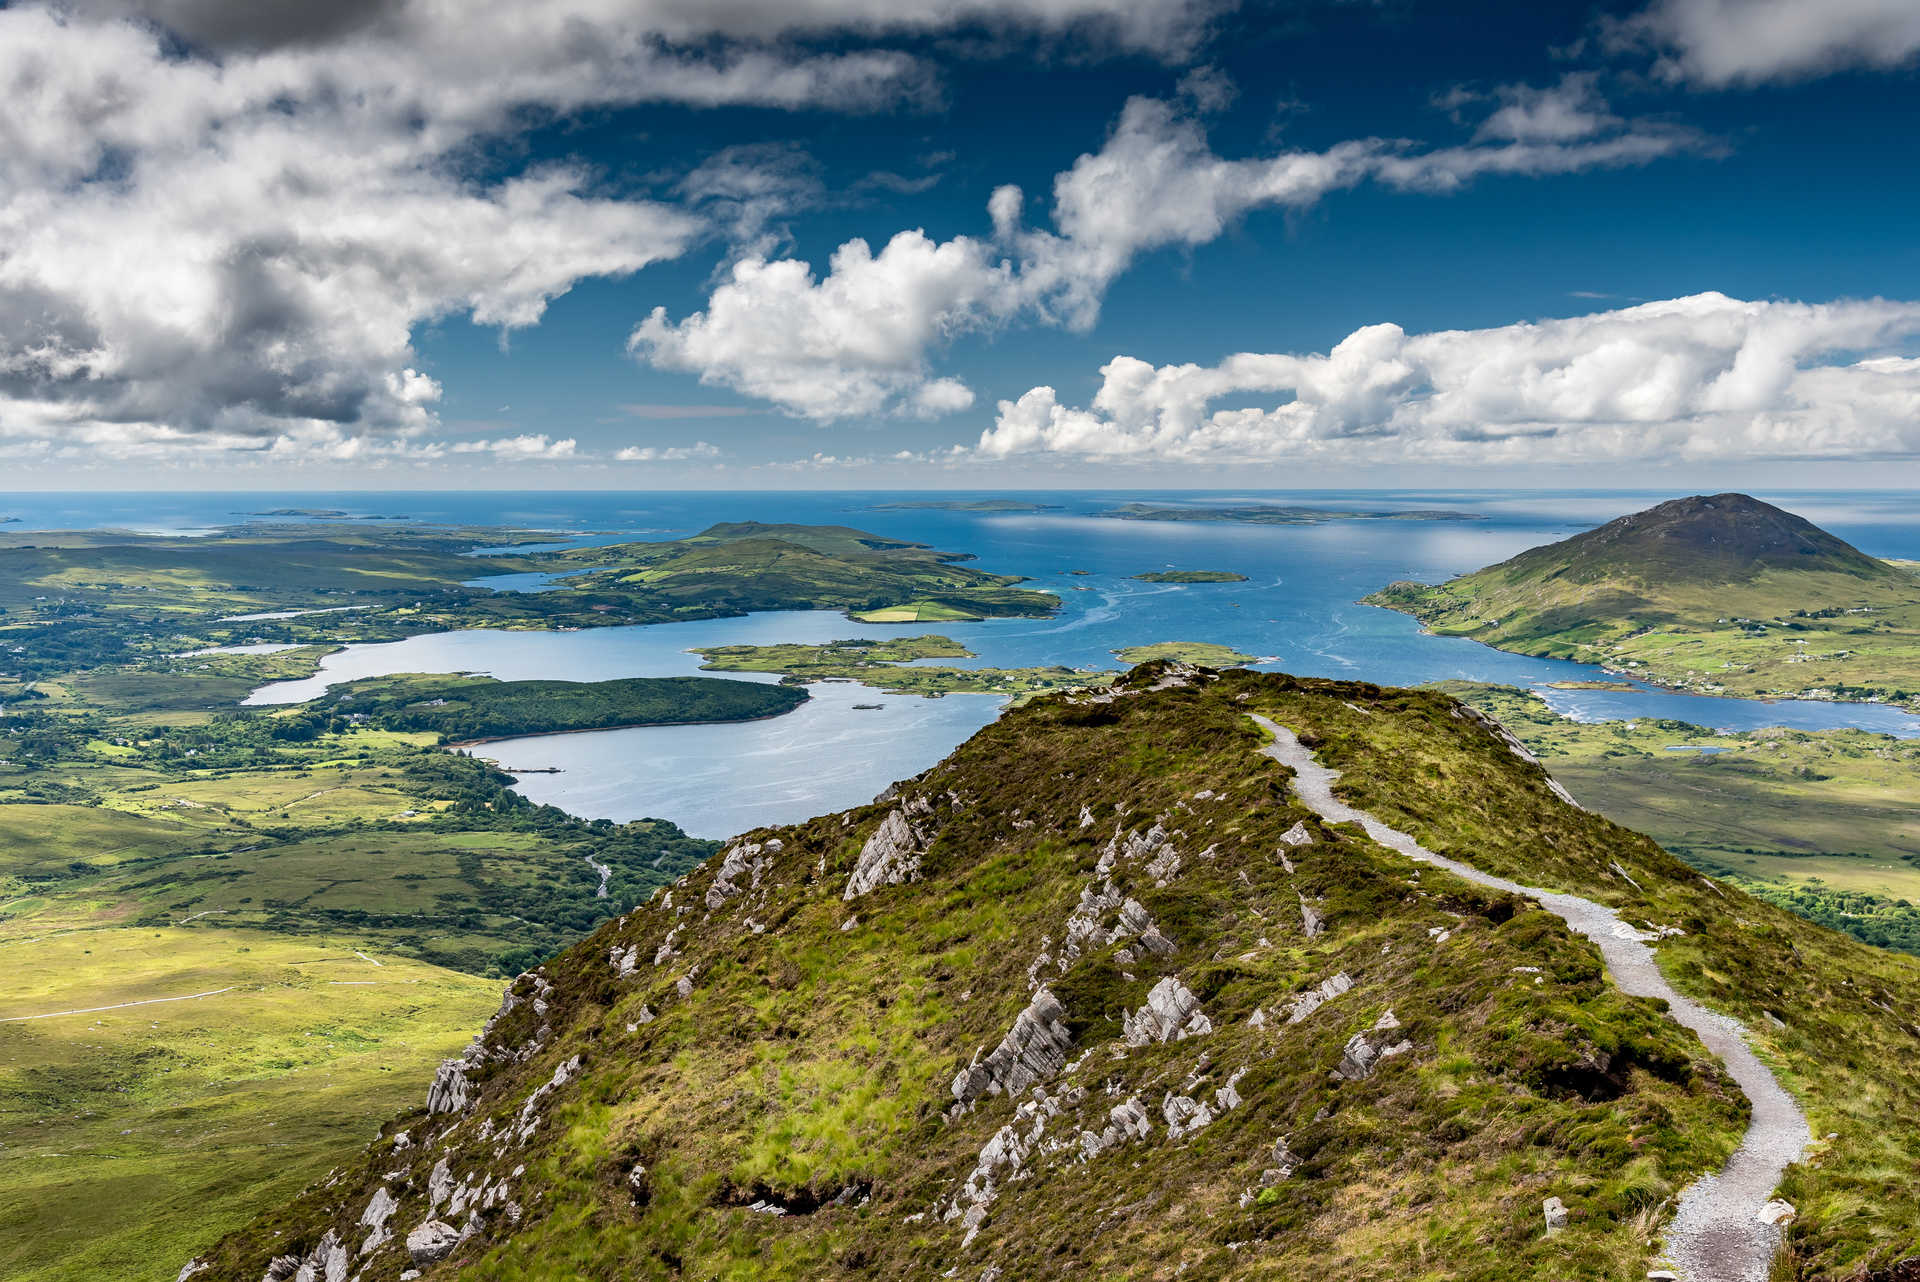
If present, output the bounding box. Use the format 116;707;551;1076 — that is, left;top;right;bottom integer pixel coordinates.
357;1187;399;1256
845;799;935;899
425;1060;469;1116
706;839;780;910
1122;977;1213;1046
952;988;1075;1102
1286;971;1353;1024
405;1221;461;1266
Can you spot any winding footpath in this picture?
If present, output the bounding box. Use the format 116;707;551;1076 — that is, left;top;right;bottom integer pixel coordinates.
1250;715;1811;1282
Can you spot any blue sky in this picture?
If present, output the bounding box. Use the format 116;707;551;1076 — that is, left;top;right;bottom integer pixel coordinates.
3;0;1919;488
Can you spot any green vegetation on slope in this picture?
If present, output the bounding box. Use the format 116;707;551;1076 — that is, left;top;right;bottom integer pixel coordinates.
1130;570;1250;583
1367;493;1920;710
1252;675;1920;1278
188;665;1920;1282
326;672;807;741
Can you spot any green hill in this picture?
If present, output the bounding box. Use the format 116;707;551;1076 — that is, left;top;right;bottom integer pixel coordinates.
180;666;1920;1282
1367;493;1920;708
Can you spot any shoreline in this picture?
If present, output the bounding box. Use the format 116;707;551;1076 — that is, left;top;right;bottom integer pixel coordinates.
1364;596;1920;721
444;705;807;750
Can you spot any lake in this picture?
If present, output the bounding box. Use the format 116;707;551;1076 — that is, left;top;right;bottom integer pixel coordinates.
199;488;1920;836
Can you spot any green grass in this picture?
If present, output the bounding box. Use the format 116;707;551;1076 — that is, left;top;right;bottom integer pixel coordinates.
194;668;1852;1282
0;926;498;1282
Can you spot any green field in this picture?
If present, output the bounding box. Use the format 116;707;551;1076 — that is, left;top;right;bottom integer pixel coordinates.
0;926;497;1282
1434;682;1920;952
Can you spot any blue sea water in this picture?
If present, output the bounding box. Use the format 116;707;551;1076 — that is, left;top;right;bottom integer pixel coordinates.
10;489;1920;836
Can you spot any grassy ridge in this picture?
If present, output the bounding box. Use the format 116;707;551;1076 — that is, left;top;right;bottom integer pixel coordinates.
1427;681;1920;953
193;666;1771;1282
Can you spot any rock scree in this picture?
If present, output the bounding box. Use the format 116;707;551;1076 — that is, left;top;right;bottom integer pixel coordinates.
1250;714;1811;1282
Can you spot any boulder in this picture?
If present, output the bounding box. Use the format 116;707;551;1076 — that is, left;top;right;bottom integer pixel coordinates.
1543;1197;1569;1233
1122;976;1213;1046
406;1220;462;1266
425;1059;470;1115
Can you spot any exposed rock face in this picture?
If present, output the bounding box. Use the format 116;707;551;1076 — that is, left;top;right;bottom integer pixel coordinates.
845;799;935;899
1122;977;1213;1046
1162;1092;1213;1140
425;1060;469;1115
706;839;779;909
952;988;1074;1102
405;1221;461;1266
357;1187;399;1256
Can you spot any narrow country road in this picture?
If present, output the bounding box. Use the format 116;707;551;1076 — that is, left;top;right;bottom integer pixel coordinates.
0;986;240;1022
1251;715;1811;1282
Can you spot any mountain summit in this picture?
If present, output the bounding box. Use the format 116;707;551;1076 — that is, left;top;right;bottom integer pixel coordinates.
1485;493;1897;588
1364;494;1920;707
179;666;1920;1282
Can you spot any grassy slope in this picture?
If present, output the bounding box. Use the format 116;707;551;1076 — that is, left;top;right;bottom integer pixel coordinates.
0;927;498;1282
191;666;1920;1282
1366;495;1920;709
1254;676;1920;1278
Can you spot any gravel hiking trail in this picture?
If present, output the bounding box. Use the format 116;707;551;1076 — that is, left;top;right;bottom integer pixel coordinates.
1252;715;1811;1282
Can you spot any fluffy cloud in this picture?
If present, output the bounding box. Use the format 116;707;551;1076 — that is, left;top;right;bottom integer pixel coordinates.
451;434;578;460
615;441;722;461
973;293;1920;463
634;88;1704;419
0;0;1215;458
630;232;1009;419
1610;0;1920;85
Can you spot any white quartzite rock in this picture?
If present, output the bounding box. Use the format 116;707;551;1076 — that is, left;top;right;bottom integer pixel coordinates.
845;800;935;899
1543;1197;1569;1233
1123;976;1213;1047
425;1059;470;1115
358;1186;400;1255
952;988;1075;1102
406;1219;462;1265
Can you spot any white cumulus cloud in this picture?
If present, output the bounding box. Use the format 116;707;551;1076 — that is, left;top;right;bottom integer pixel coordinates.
973;293;1920;464
0;0;1218;458
1610;0;1920;85
633;88;1705;421
451;434;578;460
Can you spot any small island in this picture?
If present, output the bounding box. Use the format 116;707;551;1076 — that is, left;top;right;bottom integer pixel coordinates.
1130;570;1249;583
1112;641;1258;666
868;499;1062;513
324;672;807;742
1095;503;1483;525
697;634;1111;701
